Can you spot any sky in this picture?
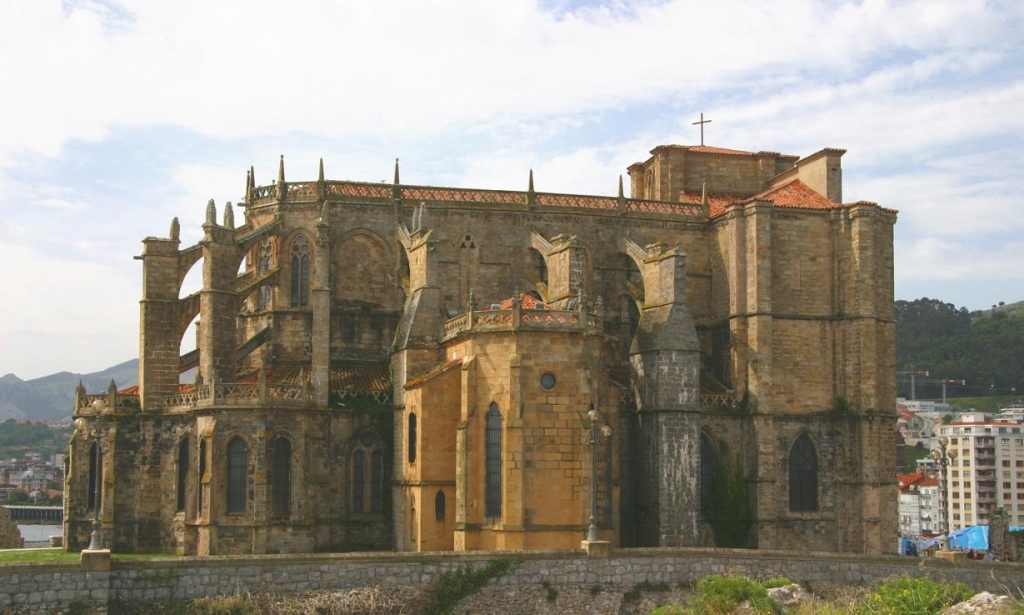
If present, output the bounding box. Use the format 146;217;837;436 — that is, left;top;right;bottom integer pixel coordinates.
1;0;1023;380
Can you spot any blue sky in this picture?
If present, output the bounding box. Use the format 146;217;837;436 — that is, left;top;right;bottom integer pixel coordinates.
1;0;1023;380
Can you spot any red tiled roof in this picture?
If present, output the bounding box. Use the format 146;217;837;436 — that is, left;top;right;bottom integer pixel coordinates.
404;358;462;389
752;180;836;209
681;179;838;218
678;191;746;218
654;144;757;156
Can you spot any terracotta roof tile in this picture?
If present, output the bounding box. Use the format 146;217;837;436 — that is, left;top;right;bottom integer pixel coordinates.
751;180;836;209
404;358;462;389
654;144;756;156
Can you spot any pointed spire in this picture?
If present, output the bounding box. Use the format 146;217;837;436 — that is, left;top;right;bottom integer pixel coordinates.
223;202;234;229
617;174;628;214
393;158;400;185
249;166;255;189
75;380;86;397
107;379;118;395
170;217;180;242
701;180;709;207
245;168;252;203
526;169;536;208
277;155;286;184
205;199;216;225
318;158;325;183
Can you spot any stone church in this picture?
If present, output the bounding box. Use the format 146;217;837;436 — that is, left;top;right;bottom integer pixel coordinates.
65;142;898;556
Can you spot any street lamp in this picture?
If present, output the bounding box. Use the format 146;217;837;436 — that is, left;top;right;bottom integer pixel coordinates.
75;399;106;551
929;436;958;547
585;404;612;543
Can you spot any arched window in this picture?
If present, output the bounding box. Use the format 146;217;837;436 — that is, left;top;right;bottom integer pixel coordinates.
271;436;291;517
353;432;384;514
700;433;717;514
408;413;418;464
87;442;102;511
435;490;446;522
485;402;503;518
290;235;311;308
198;439;207;516
789;433;818;512
176;438;189;512
226;437;248;514
256;240;273;311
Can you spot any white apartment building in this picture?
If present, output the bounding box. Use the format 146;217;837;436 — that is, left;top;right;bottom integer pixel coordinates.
898;473;940;539
935;416;1024;531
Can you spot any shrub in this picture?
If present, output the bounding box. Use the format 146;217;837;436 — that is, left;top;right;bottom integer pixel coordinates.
421;559;518;615
691;575;775;614
856;576;974;615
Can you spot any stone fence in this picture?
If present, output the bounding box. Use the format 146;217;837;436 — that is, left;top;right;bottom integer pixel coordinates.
2;547;1022;614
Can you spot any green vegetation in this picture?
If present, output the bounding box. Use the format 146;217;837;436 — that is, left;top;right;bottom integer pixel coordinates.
856;575;974;615
703;453;751;548
623;580;671;603
421;558;518;615
0;419;73;459
0;548;183;564
897;297;1024;400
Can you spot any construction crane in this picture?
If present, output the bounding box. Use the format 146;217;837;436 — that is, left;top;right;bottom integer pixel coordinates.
896;369;929;400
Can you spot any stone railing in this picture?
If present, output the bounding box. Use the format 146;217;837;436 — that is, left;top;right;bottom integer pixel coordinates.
248;179;708;221
442;303;603;341
75;392;141;414
163;374;312;410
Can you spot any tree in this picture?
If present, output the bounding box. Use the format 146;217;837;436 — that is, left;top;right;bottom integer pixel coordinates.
0;505;23;548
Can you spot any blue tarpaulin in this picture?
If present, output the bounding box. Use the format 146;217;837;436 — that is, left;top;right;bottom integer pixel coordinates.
948;525;988;551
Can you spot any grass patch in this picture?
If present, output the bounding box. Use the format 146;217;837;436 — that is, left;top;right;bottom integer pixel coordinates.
857;575;974;615
0;548;183;565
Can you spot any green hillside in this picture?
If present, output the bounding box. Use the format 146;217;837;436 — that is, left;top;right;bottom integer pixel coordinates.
896;298;1024;401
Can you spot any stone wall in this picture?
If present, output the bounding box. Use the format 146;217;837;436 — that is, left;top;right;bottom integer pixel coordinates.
4;548;1022;615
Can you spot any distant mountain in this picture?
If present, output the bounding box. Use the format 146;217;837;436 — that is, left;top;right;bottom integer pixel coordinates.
0;360;139;421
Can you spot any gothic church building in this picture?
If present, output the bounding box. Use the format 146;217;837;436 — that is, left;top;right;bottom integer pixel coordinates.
66;142;897;555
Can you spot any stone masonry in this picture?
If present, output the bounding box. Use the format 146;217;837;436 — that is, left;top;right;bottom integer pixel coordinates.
66;142;898;556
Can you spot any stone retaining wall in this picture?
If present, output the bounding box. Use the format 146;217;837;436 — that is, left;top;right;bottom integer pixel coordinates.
2;548;1022;614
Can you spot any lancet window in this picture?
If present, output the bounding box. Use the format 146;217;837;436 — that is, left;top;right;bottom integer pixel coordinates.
353;432;384;514
226;437;248;514
256;240;274;311
271;436;291;517
176;438;189;512
485;402;503;518
789;433;819;512
290;235;311;308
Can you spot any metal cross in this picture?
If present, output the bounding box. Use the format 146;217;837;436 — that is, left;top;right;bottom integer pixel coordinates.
692;112;712;146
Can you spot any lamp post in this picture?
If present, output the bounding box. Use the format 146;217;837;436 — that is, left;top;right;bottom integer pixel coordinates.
929;436;958;548
585;404;612;543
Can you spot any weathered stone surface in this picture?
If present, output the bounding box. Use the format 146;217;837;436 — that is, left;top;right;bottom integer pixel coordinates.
67;142;897;557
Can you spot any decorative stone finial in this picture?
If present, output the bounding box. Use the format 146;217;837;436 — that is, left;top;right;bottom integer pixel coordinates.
467;288;477;311
701;180;709;207
318;158;325;183
75;380;86;397
205;199;216;225
170;217;180;241
223;202;234;229
107;379;118;395
618;175;624;199
528;169;535;193
393;158;400;185
278;155;286;184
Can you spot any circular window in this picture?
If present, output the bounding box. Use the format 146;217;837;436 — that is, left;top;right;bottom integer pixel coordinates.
540;372;557;390
359;432;376;447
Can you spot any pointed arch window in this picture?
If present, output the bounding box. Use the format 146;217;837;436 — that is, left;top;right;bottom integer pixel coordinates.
257;240;273;311
176;438;189;512
271;436;291;517
408;412;417;464
485;402;503;518
87;442;102;511
290;235;311;308
226;437;248;514
353;432;384;514
789;433;818;512
198;439;207;516
435;490;446;522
